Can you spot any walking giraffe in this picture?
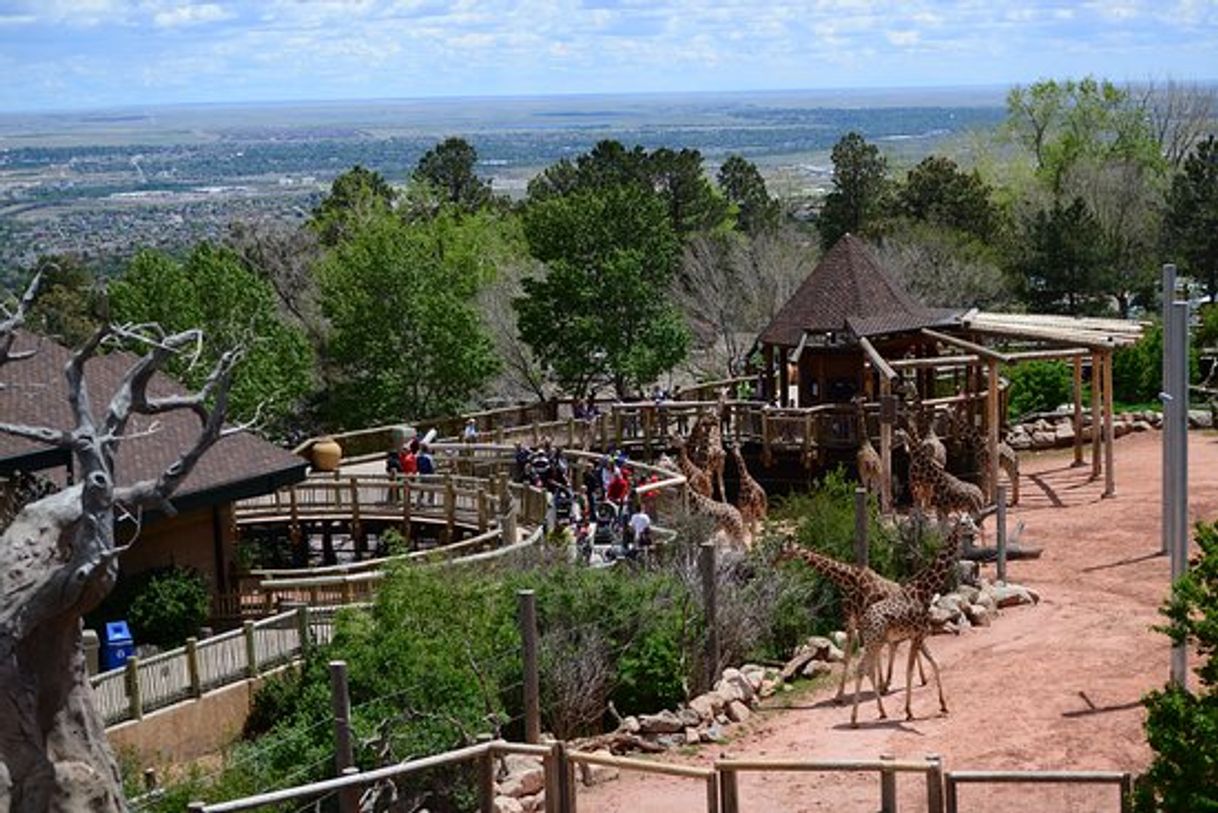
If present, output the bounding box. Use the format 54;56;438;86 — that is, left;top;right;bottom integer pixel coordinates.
730;442;767;534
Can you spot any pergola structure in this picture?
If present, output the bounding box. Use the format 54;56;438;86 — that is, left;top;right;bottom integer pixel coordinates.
755;235;1145;510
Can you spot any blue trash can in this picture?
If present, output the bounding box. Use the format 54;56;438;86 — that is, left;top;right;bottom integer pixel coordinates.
101;621;134;671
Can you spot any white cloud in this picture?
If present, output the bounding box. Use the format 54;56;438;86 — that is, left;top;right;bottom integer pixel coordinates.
153;3;233;28
885;28;920;46
0;14;36;25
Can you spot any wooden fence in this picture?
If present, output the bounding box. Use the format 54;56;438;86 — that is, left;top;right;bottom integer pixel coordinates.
89;606;344;727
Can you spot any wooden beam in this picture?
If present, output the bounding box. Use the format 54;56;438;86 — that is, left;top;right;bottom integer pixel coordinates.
1004;347;1092;362
1072;355;1084;467
1091;352;1102;479
921;328;1010;363
879;374;892;513
963;322;1120;350
858;336;897;381
1103;350;1116;498
986;359;1000;504
889;354;980;370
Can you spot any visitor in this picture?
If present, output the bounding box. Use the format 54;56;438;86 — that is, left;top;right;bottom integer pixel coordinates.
582;459;601;520
628;505;652;548
606;465;630;507
513;442;530;482
463;418;478;442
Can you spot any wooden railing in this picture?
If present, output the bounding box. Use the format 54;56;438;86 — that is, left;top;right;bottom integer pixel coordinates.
89;606;346;727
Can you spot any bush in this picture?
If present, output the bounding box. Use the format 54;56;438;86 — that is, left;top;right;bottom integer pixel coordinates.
1113;324;1201;406
127;567;211;649
1135;521;1218;811
1004;360;1072;419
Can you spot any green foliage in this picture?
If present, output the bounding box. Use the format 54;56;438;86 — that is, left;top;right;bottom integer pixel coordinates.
1164;135;1218;299
412;137;493;212
819;132;890;249
123;567;210;649
1112;324;1200;405
717;154;781;235
1198;305;1218;351
107;243;315;433
896;155;998;239
317;208;507;428
23;255;106;346
517;184;689;397
1004;360;1072;419
309;165;396;246
1135;521;1218;811
1011;196;1108;315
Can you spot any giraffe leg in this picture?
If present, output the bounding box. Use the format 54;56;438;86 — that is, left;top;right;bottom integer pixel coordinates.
836;619;861;702
919;641;949;715
917;650;927;686
904;638;919;721
849;644;871;728
870;648;887;720
882;641;898;693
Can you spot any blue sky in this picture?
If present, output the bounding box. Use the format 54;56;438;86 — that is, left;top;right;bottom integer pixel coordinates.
1;0;1215;111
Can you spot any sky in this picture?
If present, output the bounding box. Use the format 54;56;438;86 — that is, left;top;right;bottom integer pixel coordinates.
0;0;1215;112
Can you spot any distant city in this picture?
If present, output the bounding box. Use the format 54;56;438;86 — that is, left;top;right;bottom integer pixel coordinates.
0;88;1008;272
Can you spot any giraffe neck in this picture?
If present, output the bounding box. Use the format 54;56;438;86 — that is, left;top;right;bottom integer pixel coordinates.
906;524;965;601
784;546;862;589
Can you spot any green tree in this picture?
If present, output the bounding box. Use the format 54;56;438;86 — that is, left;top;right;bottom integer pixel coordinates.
412;136;493;212
648;147;730;236
1135;521;1218;811
717;154;781;235
517;185;688;397
310;165;396;246
108;244;315;433
317;209;504;427
896;155;998;239
22;255;106;346
1012;197;1108;315
1164;135;1218;300
819;132;889;249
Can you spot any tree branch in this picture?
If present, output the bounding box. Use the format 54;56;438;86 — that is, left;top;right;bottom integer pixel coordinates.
0;421;74;448
0;271;42;366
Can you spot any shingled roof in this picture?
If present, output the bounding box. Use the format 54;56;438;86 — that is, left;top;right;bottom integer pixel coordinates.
0;331;306;513
757;234;958;347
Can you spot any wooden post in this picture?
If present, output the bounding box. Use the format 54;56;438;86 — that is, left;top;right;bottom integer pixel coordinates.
613;409;623;446
519;590;541;744
986;360;1000;505
996;485;1008;583
700;542;720;690
1072;355;1085;467
854;487;869;568
477;490;489;533
1120;772;1133;813
945;774;959;813
1091;352;1102;479
879;376;893;513
501;506;518;546
125;656;143;721
567;416;576;447
554;740;575;813
779;354;790;407
297;606;311;656
478;735;496;813
444;475;457;543
705;772;721;813
244;620;258;678
185;637;201;699
330;661;358;813
643;406;653;458
720;768;739;813
879;753;897;813
1103;349;1116;498
925;754;945;813
761;410;773;467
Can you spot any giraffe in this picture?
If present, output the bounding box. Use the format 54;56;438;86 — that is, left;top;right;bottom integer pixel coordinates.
777;542;925;701
854;401;883;497
689;487;751;548
730;442;767;534
901;381;946;468
849;517;970;726
949;404;1020;505
896;428;984;526
701;403;728;502
669;433;713;498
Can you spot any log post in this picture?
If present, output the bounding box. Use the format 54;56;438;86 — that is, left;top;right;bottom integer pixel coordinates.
1072;355;1084;467
477;489;489;533
349;478;364;559
1091;351;1102;479
1103;349;1116;498
879;376;893;513
444;475;456;544
996;485;1008;583
244;620;258;678
879;753;897;813
478;734;496;813
720;768;739;813
126;655;143;721
185;636;201;699
296;605;311;656
986;360;1000;505
519;590;541;744
925;754;945;813
330;660;358;813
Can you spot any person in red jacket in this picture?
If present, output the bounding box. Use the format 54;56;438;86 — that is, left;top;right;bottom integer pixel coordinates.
606;465;630;506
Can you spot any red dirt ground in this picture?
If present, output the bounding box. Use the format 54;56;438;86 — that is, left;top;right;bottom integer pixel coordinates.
578;430;1218;812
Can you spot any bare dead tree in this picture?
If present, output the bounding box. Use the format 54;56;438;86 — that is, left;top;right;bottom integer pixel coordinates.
1138;78;1218;170
479;259;548;402
0;274;245;811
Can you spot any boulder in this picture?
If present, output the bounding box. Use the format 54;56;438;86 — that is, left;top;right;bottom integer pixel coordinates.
956;559;980;586
499;763;545;799
1188;409;1214;429
495;796;524;813
990;583;1039;608
578;752;620;787
1054;421;1075;443
521;793;546;813
759;679;778;699
801;660;833;680
955;584;980;604
830;630;848;650
965;604;992;626
1007;430;1033;451
1131;420;1153;433
780;651;816;682
688;692;724;721
638;710;684;735
929;605;957;629
677;707;703;728
716;668;756;704
622;716;640;734
684;727;701;746
726;699;751;724
700;723;725;743
1114;422;1131;438
1031;430;1057;449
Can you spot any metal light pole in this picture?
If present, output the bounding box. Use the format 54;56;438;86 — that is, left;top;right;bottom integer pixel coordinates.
1161;264;1176;557
1171;300;1190;688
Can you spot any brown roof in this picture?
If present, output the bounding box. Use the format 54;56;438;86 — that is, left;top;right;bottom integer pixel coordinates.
757;234;958;346
0;331;306;511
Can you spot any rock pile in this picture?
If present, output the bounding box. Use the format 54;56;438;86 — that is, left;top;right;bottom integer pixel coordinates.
493;750;621;812
1006;410;1167;452
928;578;1039;633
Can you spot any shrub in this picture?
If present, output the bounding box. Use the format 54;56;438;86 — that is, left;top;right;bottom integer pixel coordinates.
1004;360;1072;419
120;567;210;649
1113;324;1201;406
1135;521;1218;811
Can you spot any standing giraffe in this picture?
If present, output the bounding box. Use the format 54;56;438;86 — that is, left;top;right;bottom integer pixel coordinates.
701;405;728;502
777;543;925;701
689;488;751;549
669;433;713;498
896;428;984;526
949;404;1019;505
730;442;767;534
849;518;970;726
855;402;883;497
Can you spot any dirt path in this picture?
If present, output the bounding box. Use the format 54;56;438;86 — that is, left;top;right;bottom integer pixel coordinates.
578;430;1218;812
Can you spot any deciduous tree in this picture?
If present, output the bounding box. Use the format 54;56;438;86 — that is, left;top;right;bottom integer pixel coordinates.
310;165;396;246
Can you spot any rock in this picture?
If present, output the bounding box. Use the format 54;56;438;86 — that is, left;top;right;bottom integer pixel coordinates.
726;699;751;724
684;726;701;746
1188;409;1214;429
780;652;816;682
716;668;756;704
1007;429;1032;451
1054;421;1075;443
990;583;1039;608
759;679;778;698
579;752;620;786
973;588;998;613
829;630;848;650
677;707;703;728
655;734;686;749
801;660;833;679
1131;420;1153;433
495;795;524;813
1031;430;1057;448
965;604;992;626
688;692;723;721
499;763;545;799
740;663;767;691
638;710;684;735
622;715;640;734
1114;422;1131;438
956;559;980;585
929;605;956;628
955;584;980;604
521;793;546;813
700;723;725;743
715;713;729;726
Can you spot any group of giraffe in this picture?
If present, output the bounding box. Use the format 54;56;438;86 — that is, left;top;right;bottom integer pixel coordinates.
780;517;972;726
855;388;1021;524
664;393;768;548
